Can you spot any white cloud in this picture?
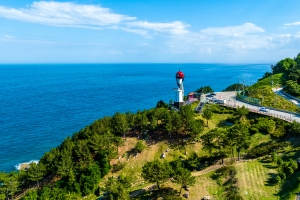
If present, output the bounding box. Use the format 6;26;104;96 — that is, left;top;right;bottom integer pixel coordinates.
0;1;190;37
3;35;14;39
284;21;300;26
0;1;135;26
295;32;300;38
119;27;149;36
165;24;296;56
127;21;190;35
200;23;265;37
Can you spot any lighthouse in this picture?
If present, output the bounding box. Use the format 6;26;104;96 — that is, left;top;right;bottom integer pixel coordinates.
174;70;185;109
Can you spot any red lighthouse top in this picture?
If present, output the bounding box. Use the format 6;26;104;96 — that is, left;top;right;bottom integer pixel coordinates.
176;71;184;79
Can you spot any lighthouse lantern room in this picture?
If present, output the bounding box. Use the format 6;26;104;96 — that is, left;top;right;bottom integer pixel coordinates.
174;70;185;109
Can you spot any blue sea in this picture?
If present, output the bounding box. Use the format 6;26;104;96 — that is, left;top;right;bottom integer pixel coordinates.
0;63;269;172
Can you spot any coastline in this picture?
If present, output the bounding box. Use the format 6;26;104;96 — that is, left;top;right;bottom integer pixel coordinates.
15;160;39;171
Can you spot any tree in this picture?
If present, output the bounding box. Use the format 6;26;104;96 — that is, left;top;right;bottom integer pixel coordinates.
223;83;245;92
187;152;199;171
233;124;250;160
172;168;196;194
236;105;249;122
135;140;146;153
0;172;19;200
141;160;173;190
288;121;300;135
188;119;204;140
180;105;195;138
40;148;60;173
156;100;169;108
271;152;278;164
294;52;300;66
273;58;297;74
225;127;238;160
285;80;300;96
195;86;214;94
202;108;213;127
104;176;130;200
57;149;73;178
134;110;148;132
287;64;300;84
163;110;173;135
80;163;102;196
112;136;125;154
201;128;227;164
26;162;46;188
22;190;38;200
73;139;92;169
170;110;183;136
149;115;158;132
111;112;128;136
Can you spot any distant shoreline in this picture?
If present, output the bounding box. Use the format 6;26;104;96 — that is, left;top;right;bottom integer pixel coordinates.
15;160;39;171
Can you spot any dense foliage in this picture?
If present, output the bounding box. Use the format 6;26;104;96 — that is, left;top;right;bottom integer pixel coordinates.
195;86;214;94
0;103;204;199
3;53;300;199
271;53;300;97
222;83;246;92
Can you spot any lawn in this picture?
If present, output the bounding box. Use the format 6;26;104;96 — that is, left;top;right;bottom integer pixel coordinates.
235;160;279;200
102;108;300;200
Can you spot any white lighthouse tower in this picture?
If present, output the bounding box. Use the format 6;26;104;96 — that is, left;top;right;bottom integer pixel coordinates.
174;70;185;109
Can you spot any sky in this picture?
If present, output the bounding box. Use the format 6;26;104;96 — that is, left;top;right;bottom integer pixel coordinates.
1;0;300;63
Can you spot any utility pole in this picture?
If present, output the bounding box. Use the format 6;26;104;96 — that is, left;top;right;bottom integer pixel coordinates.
274;81;278;107
270;64;274;88
238;77;240;93
242;79;246;96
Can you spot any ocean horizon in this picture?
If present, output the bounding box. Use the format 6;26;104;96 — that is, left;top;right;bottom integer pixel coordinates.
0;63;270;172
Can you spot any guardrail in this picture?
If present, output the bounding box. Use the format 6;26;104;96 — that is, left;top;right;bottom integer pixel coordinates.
221;103;297;123
281;90;300;102
236;97;300;116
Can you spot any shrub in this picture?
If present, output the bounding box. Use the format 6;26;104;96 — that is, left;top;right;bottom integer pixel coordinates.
135;140;146;153
248;142;290;158
112;161;126;172
255;117;276;134
249;127;259;134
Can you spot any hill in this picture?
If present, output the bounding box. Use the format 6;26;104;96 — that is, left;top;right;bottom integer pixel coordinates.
2;53;300;200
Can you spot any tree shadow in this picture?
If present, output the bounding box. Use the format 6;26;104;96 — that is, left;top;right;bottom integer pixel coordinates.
265;172;277;186
258;160;278;169
277;170;300;200
132;187;179;199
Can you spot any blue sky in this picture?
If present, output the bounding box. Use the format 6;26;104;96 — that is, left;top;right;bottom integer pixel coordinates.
1;0;300;63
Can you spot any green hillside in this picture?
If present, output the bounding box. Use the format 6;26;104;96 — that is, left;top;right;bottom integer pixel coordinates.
2;53;300;200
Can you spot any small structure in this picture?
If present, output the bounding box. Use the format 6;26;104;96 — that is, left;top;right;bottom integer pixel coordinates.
188;92;195;99
183;192;189;198
161;152;166;158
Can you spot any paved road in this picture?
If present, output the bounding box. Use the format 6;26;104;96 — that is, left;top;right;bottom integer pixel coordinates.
273;87;300;107
214;92;300;123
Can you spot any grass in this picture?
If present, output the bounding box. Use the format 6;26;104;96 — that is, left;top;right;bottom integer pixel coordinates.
235;160;279;200
250;73;284;90
249;132;273;149
245;73;300;112
159;171;224;200
102;107;300;200
196;113;232;134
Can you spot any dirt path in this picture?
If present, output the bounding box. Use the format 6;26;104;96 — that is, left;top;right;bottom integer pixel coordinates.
191;164;224;176
130;158;258;198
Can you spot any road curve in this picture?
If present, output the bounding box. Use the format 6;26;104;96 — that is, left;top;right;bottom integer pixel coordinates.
216;92;300;123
